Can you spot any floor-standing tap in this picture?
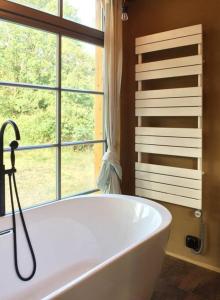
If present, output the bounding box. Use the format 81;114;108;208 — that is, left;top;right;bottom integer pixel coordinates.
0;120;36;280
0;120;20;216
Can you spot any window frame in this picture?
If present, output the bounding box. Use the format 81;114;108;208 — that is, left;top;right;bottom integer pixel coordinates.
0;0;105;204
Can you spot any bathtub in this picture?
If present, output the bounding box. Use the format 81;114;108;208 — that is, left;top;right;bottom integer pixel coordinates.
0;194;171;300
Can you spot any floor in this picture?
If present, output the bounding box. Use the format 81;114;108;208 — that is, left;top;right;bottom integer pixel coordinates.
151;255;220;300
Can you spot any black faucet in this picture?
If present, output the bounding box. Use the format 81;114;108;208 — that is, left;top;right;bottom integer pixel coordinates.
0;120;20;216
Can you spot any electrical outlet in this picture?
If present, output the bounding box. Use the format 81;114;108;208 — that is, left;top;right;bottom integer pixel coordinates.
185;235;201;251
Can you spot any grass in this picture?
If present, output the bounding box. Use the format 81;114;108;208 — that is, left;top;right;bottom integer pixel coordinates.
5;148;98;212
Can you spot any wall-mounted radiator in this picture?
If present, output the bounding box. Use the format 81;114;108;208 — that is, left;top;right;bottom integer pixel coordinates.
135;24;203;209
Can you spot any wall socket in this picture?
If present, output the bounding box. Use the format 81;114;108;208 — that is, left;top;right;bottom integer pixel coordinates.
185;235;201;252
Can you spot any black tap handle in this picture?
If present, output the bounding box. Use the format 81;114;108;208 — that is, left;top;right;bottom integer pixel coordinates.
10;141;19;168
11;149;15;168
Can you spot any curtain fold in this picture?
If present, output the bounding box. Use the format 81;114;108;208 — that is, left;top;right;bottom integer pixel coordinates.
97;0;122;194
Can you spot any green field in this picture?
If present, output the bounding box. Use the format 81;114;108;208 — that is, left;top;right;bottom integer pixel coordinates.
5;148;98;212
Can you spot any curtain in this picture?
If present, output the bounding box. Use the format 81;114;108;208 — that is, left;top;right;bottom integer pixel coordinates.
97;0;122;194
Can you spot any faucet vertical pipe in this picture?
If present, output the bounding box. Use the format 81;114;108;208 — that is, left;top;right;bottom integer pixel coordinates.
0;120;20;216
0;128;6;217
0;165;5;216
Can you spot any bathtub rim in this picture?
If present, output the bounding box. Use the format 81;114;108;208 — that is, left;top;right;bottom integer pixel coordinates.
0;194;171;231
40;194;172;300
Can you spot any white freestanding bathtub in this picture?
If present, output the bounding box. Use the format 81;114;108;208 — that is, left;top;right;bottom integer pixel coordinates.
0;194;171;300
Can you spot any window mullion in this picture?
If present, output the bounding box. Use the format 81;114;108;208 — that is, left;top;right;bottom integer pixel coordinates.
56;33;62;200
59;0;63;18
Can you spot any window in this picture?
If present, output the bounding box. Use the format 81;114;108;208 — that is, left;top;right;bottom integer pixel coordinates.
9;0;103;30
0;1;104;212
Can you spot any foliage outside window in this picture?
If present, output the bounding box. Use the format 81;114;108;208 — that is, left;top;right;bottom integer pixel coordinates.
0;0;104;212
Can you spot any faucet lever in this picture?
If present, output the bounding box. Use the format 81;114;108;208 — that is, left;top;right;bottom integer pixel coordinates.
10;140;19;168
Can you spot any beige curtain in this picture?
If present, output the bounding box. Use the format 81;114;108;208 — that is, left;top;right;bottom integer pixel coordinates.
97;0;122;193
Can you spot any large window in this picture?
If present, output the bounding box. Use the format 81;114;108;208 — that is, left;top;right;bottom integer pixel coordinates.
0;1;104;212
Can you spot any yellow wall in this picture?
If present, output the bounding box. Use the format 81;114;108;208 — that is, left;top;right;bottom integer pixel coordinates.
121;0;220;271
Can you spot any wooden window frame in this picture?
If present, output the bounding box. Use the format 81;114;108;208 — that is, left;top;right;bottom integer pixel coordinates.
0;0;104;46
0;0;105;204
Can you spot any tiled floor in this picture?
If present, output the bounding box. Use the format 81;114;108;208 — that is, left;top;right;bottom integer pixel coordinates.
151;255;220;300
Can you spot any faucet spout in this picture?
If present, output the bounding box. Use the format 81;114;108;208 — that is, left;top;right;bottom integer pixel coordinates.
0;120;20;216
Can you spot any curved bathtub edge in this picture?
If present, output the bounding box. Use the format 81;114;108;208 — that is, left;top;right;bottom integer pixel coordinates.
43;194;172;300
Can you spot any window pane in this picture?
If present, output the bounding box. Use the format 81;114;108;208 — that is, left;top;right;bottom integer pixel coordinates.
5;148;56;212
61;92;103;142
63;0;102;30
0;87;56;146
61;143;103;197
0;20;56;86
9;0;58;15
62;37;103;91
